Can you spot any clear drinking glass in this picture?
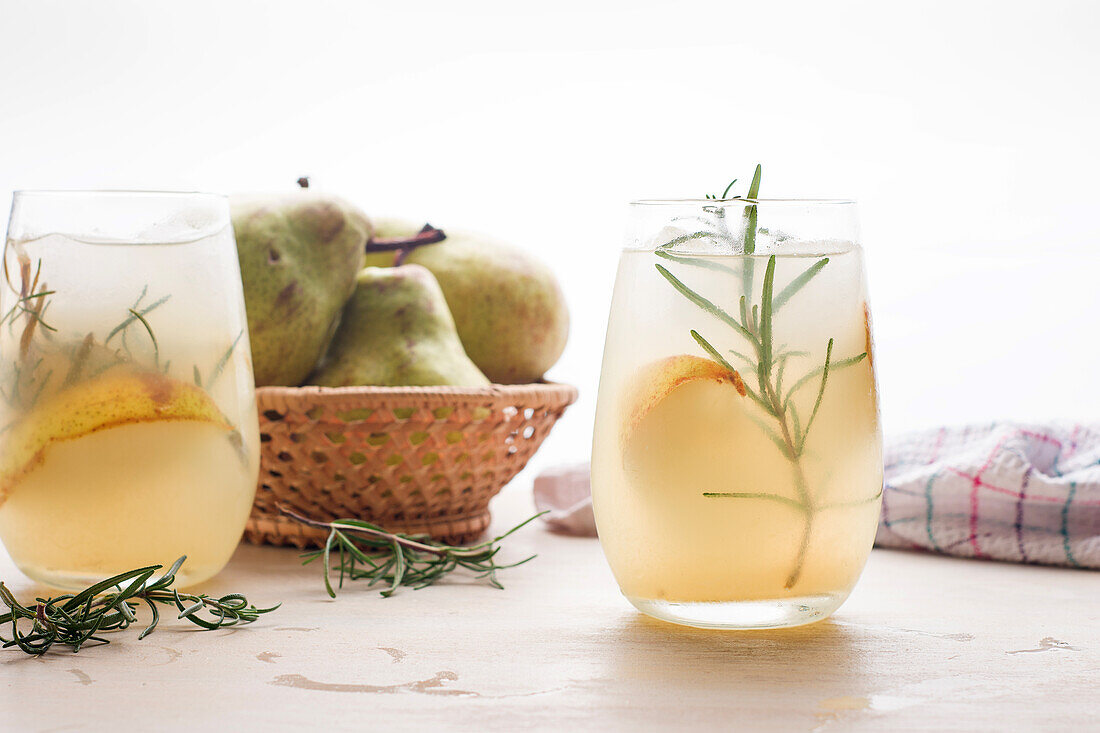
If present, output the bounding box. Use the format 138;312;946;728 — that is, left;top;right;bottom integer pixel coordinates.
591;199;882;629
0;192;260;589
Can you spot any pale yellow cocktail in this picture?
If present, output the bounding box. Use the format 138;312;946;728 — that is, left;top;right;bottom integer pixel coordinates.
592;196;882;628
0;192;260;589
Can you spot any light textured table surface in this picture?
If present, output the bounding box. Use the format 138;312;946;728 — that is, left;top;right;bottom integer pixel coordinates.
2;483;1098;732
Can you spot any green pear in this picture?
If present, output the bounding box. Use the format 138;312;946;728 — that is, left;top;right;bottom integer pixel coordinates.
364;221;568;384
231;192;369;386
309;265;490;388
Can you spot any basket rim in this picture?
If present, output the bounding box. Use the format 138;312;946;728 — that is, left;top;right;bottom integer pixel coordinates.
257;381;578;401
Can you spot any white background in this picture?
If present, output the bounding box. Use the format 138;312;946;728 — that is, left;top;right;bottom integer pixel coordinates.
2;0;1099;476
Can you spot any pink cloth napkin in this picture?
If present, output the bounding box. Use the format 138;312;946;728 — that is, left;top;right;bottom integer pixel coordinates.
533;463;597;536
533;423;1100;569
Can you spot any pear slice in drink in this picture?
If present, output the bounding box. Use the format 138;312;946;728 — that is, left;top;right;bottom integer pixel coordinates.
620;354;746;447
620;354;789;501
0;370;232;506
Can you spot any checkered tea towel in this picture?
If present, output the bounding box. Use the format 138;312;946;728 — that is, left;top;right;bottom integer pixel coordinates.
877;422;1100;568
534;423;1100;569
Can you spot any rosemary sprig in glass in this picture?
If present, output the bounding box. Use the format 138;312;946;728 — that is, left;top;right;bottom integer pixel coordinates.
280;505;545;598
0;557;279;656
654;166;876;588
0;270;246;419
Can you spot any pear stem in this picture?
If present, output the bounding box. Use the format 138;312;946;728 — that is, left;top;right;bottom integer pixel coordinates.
365;224;447;266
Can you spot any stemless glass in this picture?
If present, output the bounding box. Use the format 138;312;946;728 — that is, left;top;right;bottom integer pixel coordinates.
0;192;260;589
591;199;882;629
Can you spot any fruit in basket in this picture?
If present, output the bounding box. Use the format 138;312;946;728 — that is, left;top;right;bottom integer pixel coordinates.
231;191;370;386
363;220;568;384
309;265;490;388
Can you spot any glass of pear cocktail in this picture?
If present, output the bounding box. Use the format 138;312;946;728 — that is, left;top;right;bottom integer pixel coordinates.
591;190;882;629
0;192;260;589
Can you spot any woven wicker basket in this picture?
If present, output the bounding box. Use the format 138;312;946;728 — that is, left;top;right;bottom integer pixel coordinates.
244;382;577;548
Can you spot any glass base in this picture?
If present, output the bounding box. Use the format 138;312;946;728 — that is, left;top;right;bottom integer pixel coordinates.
626;592;846;629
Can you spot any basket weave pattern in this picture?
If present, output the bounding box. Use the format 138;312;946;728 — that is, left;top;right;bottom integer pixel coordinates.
244;383;577;547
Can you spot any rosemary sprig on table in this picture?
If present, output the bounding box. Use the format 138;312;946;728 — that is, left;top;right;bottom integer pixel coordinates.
654;165;875;589
280;505;544;598
0;557;279;656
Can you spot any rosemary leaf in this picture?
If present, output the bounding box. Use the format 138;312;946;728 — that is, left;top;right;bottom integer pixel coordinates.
655;264;757;345
756;357;768;409
655;249;740;275
655;230;720;250
774;350;808;398
773;257;829;312
138;598;160;640
745;165;762;200
131;284;149;311
784;351;867;405
689;329;738;374
727;347;755;368
127;308;159;366
760;255;776;371
105;294;170;346
703;491;807;513
177;599;206;619
775;354;790;397
741;164;762;296
743;164;762;254
789;401;803;448
818;487;884;510
321;531;337;598
205;329;244;388
385;538;407;597
798;338;834;453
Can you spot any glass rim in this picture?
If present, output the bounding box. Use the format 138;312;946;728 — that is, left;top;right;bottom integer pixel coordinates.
629;197;856;206
8;190;231;245
12;189;226;200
